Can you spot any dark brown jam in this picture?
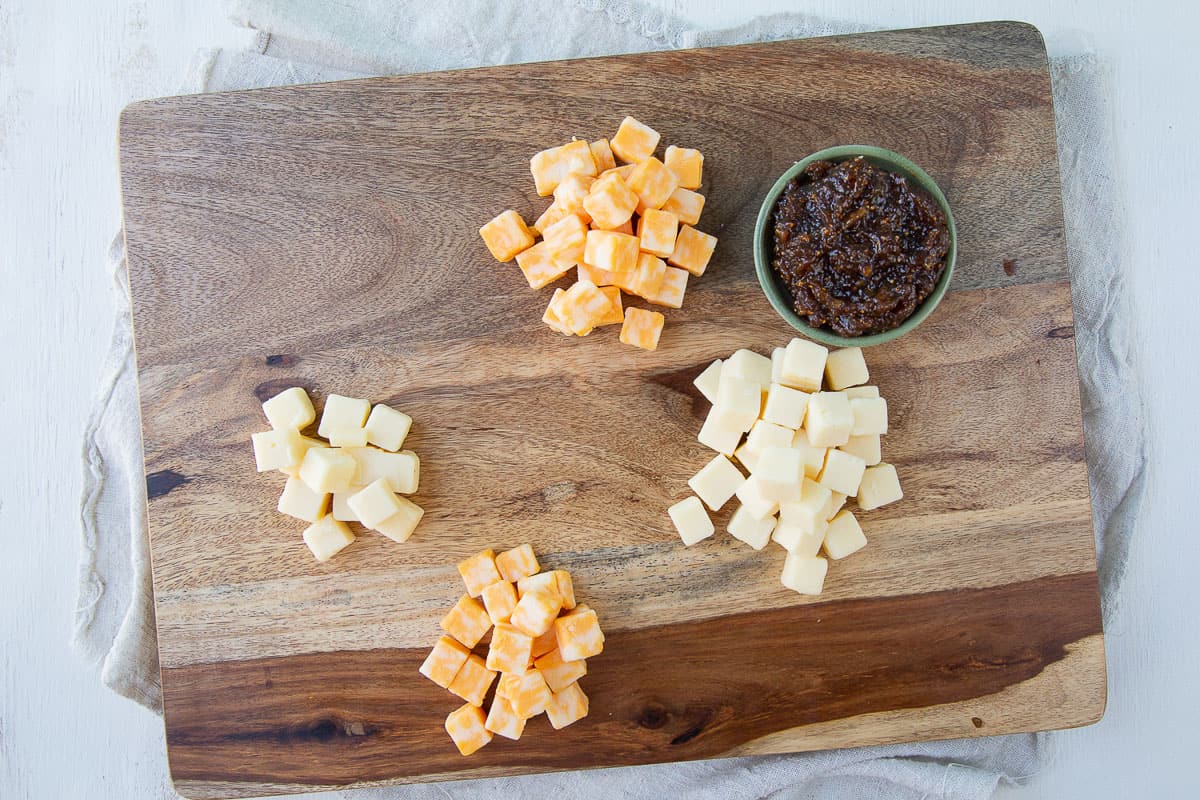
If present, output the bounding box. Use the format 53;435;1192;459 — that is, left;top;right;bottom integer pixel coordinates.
770;157;950;337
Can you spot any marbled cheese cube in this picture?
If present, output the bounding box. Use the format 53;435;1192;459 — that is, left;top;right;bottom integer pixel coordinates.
791;430;828;478
510;667;553;718
727;504;777;550
667;224;717;277
448;654;497;707
479;209;535;261
637;207;679;257
298;447;358;493
646;265;688;308
318;394;370;439
331;492;358;522
495;672;521;702
345;478;403;528
698;408;743;455
823;510;867;559
552;175;595;224
619;307;665;351
262;386;315;430
724;348;773;389
840;434;882;466
628;253;667;300
510;588;563;637
584;229;640;273
595;286;625;326
818;448;867;497
627;156;679;212
762;383;810;430
278;477;329;523
533;199;570;236
857;463;903;510
805;392;854;448
850;397;888;436
583;172;639;230
560;280;615;335
441;593;493;649
542;288;573;335
554;606;604;661
496;543;540;583
599;163;637;182
545;681;589;730
542;212;589;268
668;495;714;546
516;571;559;600
734;474;780;520
363;404;412;452
610;116;660;164
577;262;618;286
779;478;833;531
687;454;746;511
772;519;826;557
252;428;308;472
780;338;828;391
458;549;503;597
825;346;870;390
664;145;703;189
347;447;419;494
484;695;527;741
516;241;573;290
590;138;617;172
301;515;355;562
486;624;534;673
552;569;576;610
531;627;559;659
446;702;493;755
713;375;761;433
420;634;471;688
755;447;804;502
662;187;705;225
781;553;828;595
481;578;519;625
693;359;723;403
530;139;596;196
374;496;424;543
535;647;587;692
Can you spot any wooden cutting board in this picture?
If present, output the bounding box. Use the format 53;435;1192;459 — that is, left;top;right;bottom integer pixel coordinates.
118;21;1105;799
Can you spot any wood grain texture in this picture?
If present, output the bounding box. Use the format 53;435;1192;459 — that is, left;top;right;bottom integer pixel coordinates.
117;21;1104;798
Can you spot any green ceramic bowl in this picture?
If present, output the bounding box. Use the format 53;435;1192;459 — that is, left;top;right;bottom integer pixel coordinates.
752;145;957;348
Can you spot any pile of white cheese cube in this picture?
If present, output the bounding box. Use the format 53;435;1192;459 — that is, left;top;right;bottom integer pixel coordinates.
667;340;903;595
250;387;424;562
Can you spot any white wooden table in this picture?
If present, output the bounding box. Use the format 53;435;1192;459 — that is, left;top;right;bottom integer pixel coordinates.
1;1;1195;797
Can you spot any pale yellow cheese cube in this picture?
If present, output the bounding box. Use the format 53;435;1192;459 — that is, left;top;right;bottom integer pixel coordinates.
771;347;786;384
627;156;679;212
687;453;746;511
697;410;743;456
516;241;573;289
850;397;889;436
318;394;370;439
542;288;573;335
662;187;705;225
745;419;794;454
496;543;540;583
535;647;587;692
262;386;315;430
610;116;660;164
667;495;714;546
733;443;760;473
552;174;595;224
542;212;589;268
331;492;358;522
712;375;760;433
595;286;625;326
530;139;596;196
772;518;827;557
441;593;493;649
693;359;723;403
817;448;867;496
825;347;870;390
619;307;665;351
251;428;308;472
458;549;503;597
325;427;368;447
584;229;640;274
420;634;471;689
589;138;617;172
583;172;638;230
724;348;773;389
781;553;828;595
780;338;828;391
375;496;423;542
762;383;810;430
727;504;776;550
840;434;882;466
805;391;854;448
301;515;355;562
486;623;534;673
823;510;867;559
559;280;615;336
755;447;804;502
347;447;419;494
446;702;493;755
664;145;703;189
843;385;880;399
363;404;412;452
510;667;553;718
667;224;717;277
546;681;589;729
345;479;403;529
857;463;903;510
484;695;526;741
645;265;688;308
791;430;828;478
481;579;518;625
510;588;563;638
298;447;358;493
734;474;780;520
779;478;833;531
278;464;302;479
825;491;847;520
554;606;604;661
448;653;497;708
278;477;329;523
479;209;535;261
637;207;679;257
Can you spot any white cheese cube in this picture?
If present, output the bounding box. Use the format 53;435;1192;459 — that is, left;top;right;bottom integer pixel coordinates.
302;515;355;562
778;478;832;530
332;492;359;522
687;454;746;511
734;474;781;520
857;463;903;510
697;411;743;456
850;397;888;436
364;404;413;452
791;430;827;478
374;495;424;542
667;496;714;546
839;434;881;466
780;338;828;391
843;385;880;399
770;347;785;384
712;375;761;433
317;394;370;440
733;443;759;473
277;477;329;523
772;519;826;557
754;447;804;502
693;359;723;404
251;428;308;472
298;447;358;493
723;348;773;389
825;491;847;520
745;419;794;454
823;510;867;559
781;553;828;595
805;392;854;448
346;447;420;494
326;427;369;448
824;347;869;390
761;383;810;430
727;505;776;550
262;387;315;430
346;478;404;528
818;448;866;496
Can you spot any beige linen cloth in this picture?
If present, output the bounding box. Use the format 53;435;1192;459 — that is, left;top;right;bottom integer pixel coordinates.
75;1;1145;797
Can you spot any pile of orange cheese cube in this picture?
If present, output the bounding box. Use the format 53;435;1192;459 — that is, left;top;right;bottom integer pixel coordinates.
478;116;718;351
419;544;604;756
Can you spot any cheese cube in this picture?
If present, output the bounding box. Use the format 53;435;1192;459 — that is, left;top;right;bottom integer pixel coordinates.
551;569;576;610
611;116;660;164
840;434;882;466
697;411;743;456
693;359;723;403
637;208;679;257
823;510;867;559
780;338;828;391
734;474;780;520
727;504;776;550
278;477;329;523
441;593;492;648
554;606;604;661
662;187;705;226
667;225;717;277
516;241;573;290
712;375;760;432
535;647;587;692
374;495;424;542
599;163;637;182
645;266;688;308
530;139;596;196
733;443;760;473
619;307;665;351
495;672;521;702
510;668;553;718
583;172;639;230
447;653;496;708
627;156;679;212
762;383;810;430
577;262;618;287
825;347;870;390
781;553;828;595
857;463;903;510
850;397;889;436
779;478;833;531
496;543;540;583
530;627;559;659
481;579;519;625
791;430;828;478
755;447;804;502
345;478;403;528
723;349;773;389
301;515;355;562
262;387;315;430
772;519;826;557
771;347;786;384
596;286;625;326
805;392;854;448
516;571;559;600
825;491;847;520
843;385;880;399
818;448;867;496
363;404;412;452
479;209;535;261
667;495;714;546
510;588;563;637
318;394;369;439
627;252;668;300
458;549;503;597
664;145;703;189
331;492;358;522
486;624;534;673
533;199;570;236
559;280;615;335
552;175;595;223
484;695;527;741
542;288;573;335
745;419;794;454
542;212;589;268
687;454;746;511
420;635;472;689
298;447;358;493
347;447;419;494
590;138;617;172
584;229;640;273
446;702;493;756
546;682;589;729
252;428;308;472
325;427;368;447
279;464;301;479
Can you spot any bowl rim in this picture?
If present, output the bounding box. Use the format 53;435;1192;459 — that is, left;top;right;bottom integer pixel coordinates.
752;144;957;348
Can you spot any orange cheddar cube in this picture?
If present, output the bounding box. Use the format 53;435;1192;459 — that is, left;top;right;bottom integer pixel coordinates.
530;627;559;659
596;286;625;326
552;173;595;223
515;241;573;290
668;225;718;277
664;145;704;189
533;199;571;235
546;682;589;730
541;212;588;268
662;187;705;225
440;593;493;648
479;210;534;262
646;266;688;308
558;280;615;336
599;163;637;182
554;606;605;661
419;635;471;689
510;668;553;718
481;579;519;625
637;208;679;258
611;116;660;164
584;229;640;274
517;571;560;600
496;543;540;582
448;654;497;707
583;172;638;230
629;253;667;300
484;695;526;741
578;262;619;286
458;549;503;597
620;307;665;351
590;138;617;172
542;288;573;336
486;623;534;673
535;647;587;692
510;588;563;637
551;570;576;610
627;157;679;213
530;139;596;196
495;671;521;702
446;702;492;755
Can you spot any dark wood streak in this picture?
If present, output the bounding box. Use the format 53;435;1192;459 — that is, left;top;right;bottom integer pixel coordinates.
146;470;189;499
1047;326;1075;339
